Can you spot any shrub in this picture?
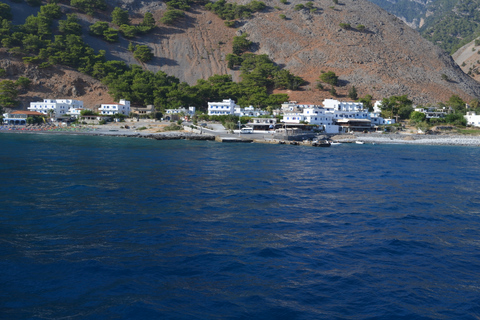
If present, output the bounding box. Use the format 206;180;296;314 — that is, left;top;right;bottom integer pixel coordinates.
166;0;190;10
224;20;235;27
103;28;119;42
294;4;304;11
133;45;154;62
357;24;365;31
160;9;185;25
232;33;252;55
339;23;351;29
279;14;286;19
319;71;338;86
89;21;109;36
280;0;287;4
16;76;31;89
120;24;138;38
111;7;130;26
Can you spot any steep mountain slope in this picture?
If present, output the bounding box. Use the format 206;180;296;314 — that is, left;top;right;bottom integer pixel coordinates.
3;0;480;108
452;38;480;83
367;0;480;54
366;0;429;29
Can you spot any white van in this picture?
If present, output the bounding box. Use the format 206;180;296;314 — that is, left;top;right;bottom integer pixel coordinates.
240;127;253;134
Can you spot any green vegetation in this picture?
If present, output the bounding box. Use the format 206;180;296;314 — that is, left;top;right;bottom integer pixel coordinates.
0;3;13;21
167;0;191;10
0;80;19;108
294;4;304;11
89;22;119;42
111;7;130;26
319;71;338;86
348;86;358;100
358;94;373;112
409;111;426;123
163;123;183;131
59;14;82;35
232;33;252;55
16;76;31;89
339;23;351;30
142;12;156;29
70;0;106;15
379;95;413;119
279;14;286;20
224;20;235;28
160;9;185;25
133;45;154;62
204;0;266;20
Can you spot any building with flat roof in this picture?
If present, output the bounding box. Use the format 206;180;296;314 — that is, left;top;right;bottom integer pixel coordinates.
28;99;84;119
208;99;236;115
99;99;131;116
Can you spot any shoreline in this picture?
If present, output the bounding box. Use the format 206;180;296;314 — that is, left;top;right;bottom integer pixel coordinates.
337;133;480;146
2;126;480;146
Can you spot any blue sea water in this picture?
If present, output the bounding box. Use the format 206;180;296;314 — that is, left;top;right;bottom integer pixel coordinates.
1;133;480;320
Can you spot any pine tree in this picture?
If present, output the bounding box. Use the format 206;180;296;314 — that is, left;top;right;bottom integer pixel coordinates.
348;86;358;100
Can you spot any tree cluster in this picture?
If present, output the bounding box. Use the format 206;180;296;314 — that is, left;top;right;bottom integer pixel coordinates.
204;0;266;21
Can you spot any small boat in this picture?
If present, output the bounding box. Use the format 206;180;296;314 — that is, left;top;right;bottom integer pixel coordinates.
355;141;365;144
312;140;331;147
330;142;342;146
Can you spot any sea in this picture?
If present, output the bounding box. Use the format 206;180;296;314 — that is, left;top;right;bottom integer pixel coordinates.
1;132;479;320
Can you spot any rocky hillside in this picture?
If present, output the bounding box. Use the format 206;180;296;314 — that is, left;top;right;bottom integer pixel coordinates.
3;0;480;108
452;38;480;83
367;0;480;55
0;50;109;110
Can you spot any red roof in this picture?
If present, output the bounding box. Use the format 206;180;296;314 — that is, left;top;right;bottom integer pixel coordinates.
11;111;45;116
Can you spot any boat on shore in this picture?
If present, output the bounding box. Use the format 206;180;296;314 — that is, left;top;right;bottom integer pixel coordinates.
355;141;365;145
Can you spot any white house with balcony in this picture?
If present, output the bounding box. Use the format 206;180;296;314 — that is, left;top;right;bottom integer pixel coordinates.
99;99;131;116
28;99;84;119
208;99;236;115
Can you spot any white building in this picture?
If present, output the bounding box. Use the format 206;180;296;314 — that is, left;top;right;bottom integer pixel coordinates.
465;111;480;127
414;107;447;119
234;106;269;117
208;99;236;115
28;99;84;119
165;106;196;116
99;99;131;116
67;108;87;119
281;99;391;133
282;106;339;134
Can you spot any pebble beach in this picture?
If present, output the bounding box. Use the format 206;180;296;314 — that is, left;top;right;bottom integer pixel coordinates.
2;123;480;146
